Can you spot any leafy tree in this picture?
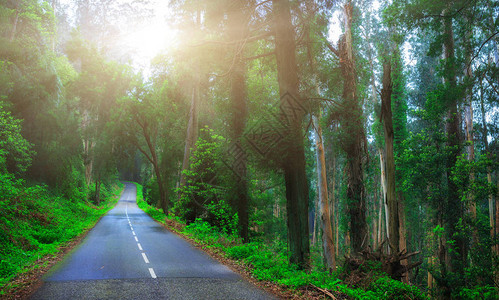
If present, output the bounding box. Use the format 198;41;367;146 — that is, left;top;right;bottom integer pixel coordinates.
0;102;33;175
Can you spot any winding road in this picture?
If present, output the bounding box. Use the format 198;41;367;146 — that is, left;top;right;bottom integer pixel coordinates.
31;182;274;300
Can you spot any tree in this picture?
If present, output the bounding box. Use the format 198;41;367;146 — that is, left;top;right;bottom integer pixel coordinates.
0;103;33;175
123;85;170;214
337;1;368;254
273;0;310;269
227;0;250;242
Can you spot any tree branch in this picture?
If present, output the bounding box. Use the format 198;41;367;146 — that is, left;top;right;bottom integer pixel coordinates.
325;40;339;57
468;31;499;72
189;31;272;47
245;51;275;61
484;75;499;96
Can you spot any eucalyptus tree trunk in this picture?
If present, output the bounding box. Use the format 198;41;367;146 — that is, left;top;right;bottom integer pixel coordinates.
381;62;400;259
379;148;390;253
339;1;368;254
441;13;465;297
273;0;310;269
313;114;336;271
480;81;498;263
464;18;478;246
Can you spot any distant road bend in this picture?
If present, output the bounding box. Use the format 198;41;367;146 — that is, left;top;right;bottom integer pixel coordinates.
31;182;274;300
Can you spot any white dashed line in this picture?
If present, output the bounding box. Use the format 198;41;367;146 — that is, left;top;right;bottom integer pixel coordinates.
142;253;150;264
124;189;155;279
148;268;157;278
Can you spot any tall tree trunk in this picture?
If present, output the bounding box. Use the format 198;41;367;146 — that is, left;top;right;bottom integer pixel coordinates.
381;61;404;281
9;9;19;42
228;2;249;242
379;148;390;253
142;123;168;214
273;0;310;269
381;61;399;255
313;114;336;271
378;186;384;250
327;142;339;257
339;1;368;254
398;194;409;283
442;13;465;296
82;109;94;188
480;80;498;271
95;179;101;205
464;18;478;246
179;84;199;193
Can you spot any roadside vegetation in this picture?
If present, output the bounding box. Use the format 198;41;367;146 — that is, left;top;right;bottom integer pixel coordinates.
0;175;123;294
135;182;427;299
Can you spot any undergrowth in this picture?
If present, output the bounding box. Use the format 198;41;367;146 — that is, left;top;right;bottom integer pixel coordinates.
134;182;428;300
0;174;123;291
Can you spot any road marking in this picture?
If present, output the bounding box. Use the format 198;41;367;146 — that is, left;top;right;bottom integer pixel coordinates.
130;226;133;231
148;268;157;278
138;243;143;251
134;236;138;242
142;253;150;264
132;231;136;236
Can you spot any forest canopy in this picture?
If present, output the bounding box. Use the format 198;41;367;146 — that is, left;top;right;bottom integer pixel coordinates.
0;0;498;298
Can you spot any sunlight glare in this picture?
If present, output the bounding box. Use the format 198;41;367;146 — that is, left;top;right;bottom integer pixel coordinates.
123;23;177;64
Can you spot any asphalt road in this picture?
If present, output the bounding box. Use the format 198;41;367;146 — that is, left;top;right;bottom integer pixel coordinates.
31;182;274;300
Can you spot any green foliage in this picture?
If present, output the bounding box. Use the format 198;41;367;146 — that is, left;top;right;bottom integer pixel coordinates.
0;174;122;289
367;276;427;300
457;286;498;300
174;127;238;232
143;176;160;206
135;182;165;222
136;190;427;300
0;103;34;174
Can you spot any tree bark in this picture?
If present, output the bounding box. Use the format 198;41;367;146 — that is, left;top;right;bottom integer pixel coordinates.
442;13;465;295
381;62;400;257
379;148;390;253
179;84;199;194
142;121;168;214
132;115;168;214
464;18;478;246
273;0;310;269
480;80;498;263
228;2;249;242
9;9;19;42
95;179;101;205
339;1;368;254
313;114;336;271
398;194;409;283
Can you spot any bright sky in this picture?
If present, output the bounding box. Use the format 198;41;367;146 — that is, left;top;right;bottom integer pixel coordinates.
119;0;177;71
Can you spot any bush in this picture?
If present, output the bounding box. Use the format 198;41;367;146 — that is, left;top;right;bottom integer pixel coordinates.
367;276;427;300
226;243;258;260
0;173;122;288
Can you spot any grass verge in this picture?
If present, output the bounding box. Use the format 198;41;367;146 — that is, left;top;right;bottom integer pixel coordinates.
0;174;124;298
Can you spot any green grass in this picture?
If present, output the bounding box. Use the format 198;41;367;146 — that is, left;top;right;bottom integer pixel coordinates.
133;182;428;300
0;174;123;291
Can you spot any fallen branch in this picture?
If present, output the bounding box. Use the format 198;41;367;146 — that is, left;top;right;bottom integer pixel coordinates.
311;284;337;300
